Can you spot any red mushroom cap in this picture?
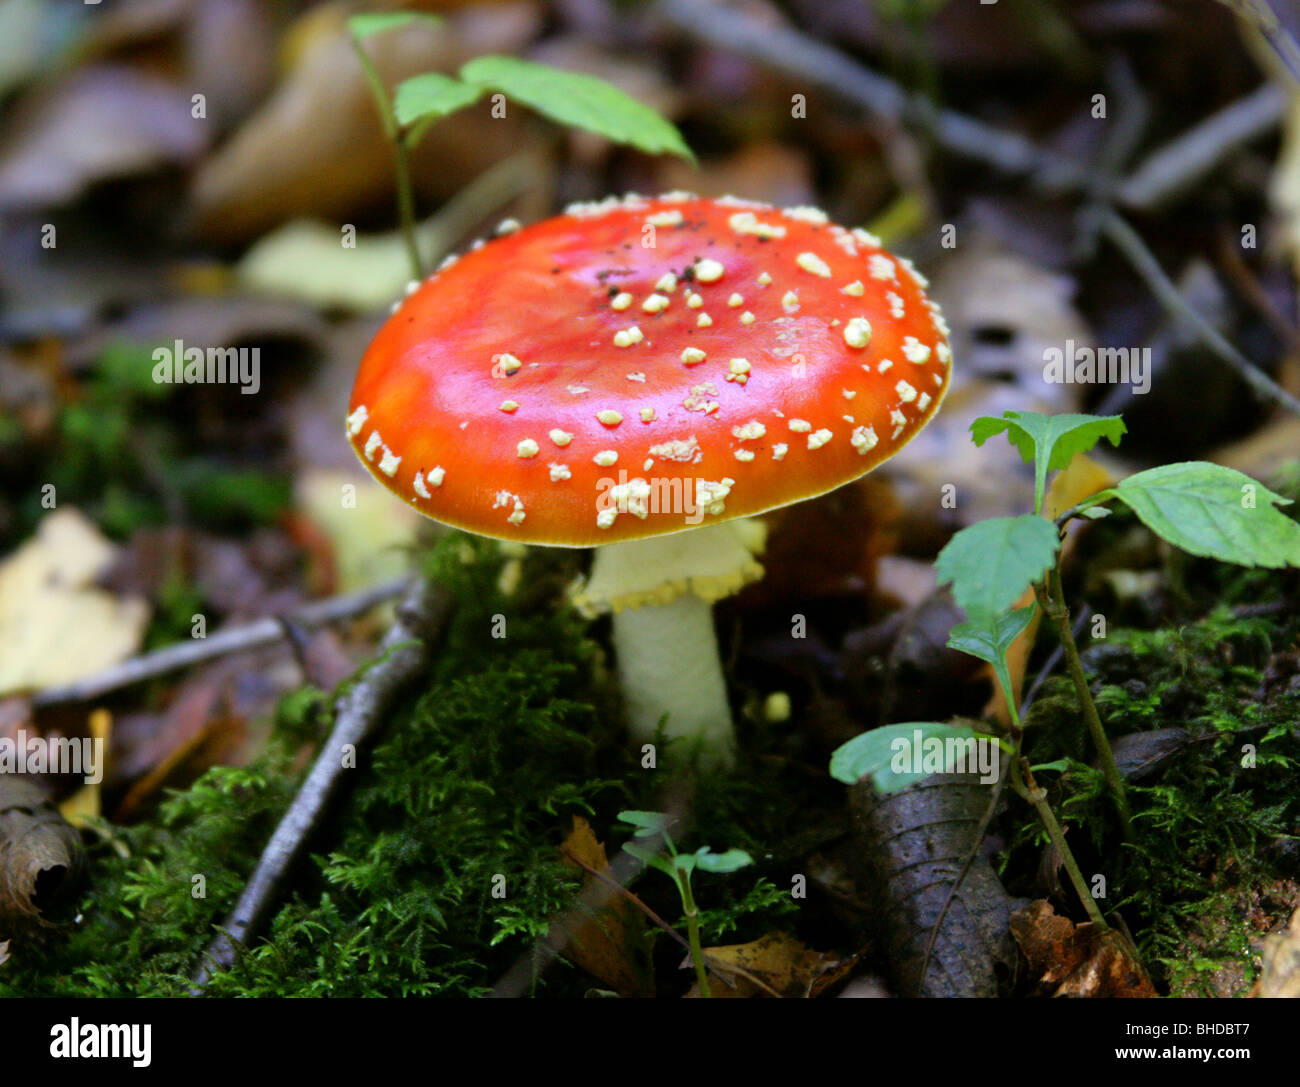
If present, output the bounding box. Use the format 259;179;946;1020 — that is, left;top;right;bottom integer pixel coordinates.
347;193;952;546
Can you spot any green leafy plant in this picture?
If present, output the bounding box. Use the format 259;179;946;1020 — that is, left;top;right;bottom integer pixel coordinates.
616;810;752;998
830;409;1300;944
348;13;694;280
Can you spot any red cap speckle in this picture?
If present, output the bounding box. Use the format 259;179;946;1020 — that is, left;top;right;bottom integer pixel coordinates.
347;194;952;545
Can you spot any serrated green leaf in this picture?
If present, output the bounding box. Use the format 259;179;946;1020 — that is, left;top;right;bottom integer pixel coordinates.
935;515;1059;620
347;12;440;40
947;606;1037;712
1113;462;1300;568
694;848;753;874
971;411;1126;514
830;722;992;792
393;73;482;128
459;55;695;162
946;606;1037;667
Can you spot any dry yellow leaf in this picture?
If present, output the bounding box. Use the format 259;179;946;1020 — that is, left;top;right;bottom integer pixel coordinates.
0;509;149;696
689;932;853;998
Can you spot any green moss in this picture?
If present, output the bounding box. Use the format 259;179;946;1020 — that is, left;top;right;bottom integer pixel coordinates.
0;533;809;996
1010;562;1300;996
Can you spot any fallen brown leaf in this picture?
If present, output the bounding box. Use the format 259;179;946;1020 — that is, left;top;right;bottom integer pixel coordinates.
0;65;206;213
1011;899;1157;998
187;1;539;242
553;816;654;997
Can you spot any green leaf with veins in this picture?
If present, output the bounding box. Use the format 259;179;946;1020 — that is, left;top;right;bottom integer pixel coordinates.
459;55;695;162
971;411;1126;514
946;606;1037;715
616;809;675;840
1109;462;1300;568
946;606;1037;667
694;848;753;874
393;73;483;128
622;841;674;877
935;515;1059;621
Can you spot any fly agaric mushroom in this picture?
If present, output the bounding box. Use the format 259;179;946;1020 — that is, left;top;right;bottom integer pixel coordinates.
347;193;951;764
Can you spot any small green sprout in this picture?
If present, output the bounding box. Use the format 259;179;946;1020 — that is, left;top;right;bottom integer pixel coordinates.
616;810;752;998
348;13;693;281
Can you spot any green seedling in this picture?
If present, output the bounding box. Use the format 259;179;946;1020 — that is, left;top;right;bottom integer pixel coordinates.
348;13;693;281
831;409;1300;945
616;810;752;998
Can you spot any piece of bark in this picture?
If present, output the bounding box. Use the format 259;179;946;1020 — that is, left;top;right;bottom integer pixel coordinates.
0;775;85;928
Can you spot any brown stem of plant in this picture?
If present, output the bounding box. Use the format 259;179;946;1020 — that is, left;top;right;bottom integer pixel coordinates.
1035;571;1133;839
1011;759;1111;933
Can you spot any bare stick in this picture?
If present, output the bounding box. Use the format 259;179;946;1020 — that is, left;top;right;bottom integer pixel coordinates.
31;577;412;709
191;575;455;990
1116;82;1287;210
1101;210;1300;419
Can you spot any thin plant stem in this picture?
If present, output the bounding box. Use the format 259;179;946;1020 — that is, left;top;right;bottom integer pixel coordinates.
1004;678;1108;931
1036;569;1133;838
350;38;425;281
677;872;712;998
1010;759;1111;932
391;136;422;279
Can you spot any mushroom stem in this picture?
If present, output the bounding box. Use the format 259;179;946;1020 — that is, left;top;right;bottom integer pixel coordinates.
577;520;765;768
610;593;735;764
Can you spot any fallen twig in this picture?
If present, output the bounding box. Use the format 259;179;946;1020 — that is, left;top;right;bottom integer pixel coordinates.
190;575;455;990
31;577;412;709
1215;0;1300;88
1101;209;1300;419
1116;82;1287;210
